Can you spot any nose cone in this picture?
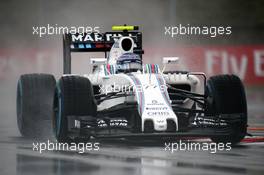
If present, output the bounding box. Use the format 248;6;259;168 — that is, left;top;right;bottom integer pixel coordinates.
154;118;167;131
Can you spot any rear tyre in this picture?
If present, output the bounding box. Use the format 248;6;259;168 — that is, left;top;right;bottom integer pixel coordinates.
53;75;97;143
206;74;247;144
17;74;56;138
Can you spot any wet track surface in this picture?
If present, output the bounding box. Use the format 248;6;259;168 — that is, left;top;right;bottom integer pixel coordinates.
0;136;263;175
1;125;264;175
1;85;264;175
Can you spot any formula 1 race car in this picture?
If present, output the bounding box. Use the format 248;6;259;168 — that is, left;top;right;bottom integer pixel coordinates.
16;25;248;144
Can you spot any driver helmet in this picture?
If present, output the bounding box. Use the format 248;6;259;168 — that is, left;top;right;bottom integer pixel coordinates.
116;53;142;72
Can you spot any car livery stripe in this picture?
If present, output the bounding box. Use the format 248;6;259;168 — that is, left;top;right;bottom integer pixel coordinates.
155;74;172;110
151;64;154;73
104;65;108;75
155;64;159;73
148;64;151;73
107;64;111;74
128;74;144;115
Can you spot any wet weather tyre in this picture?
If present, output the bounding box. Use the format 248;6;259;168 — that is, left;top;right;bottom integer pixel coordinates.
53;76;97;143
16;74;56;138
206;74;247;144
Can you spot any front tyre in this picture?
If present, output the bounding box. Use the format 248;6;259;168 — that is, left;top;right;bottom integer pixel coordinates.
53;75;97;143
206;74;247;145
17;74;56;138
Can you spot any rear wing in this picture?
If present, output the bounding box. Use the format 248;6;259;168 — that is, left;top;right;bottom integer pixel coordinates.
63;31;143;74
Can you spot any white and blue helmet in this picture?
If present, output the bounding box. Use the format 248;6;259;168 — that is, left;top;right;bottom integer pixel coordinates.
116;53;142;72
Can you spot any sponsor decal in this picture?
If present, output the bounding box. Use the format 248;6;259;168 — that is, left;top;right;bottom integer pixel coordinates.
152;100;158;104
97;119;128;127
71;33;136;43
147;111;169;116
146;107;168;110
146;100;164;106
109;119;128;127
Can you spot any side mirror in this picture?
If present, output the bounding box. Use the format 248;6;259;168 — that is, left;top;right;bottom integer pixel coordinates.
161;57;179;73
162;57;179;64
90;58;107;65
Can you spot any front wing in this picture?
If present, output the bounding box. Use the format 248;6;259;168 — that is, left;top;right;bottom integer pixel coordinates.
65;103;245;140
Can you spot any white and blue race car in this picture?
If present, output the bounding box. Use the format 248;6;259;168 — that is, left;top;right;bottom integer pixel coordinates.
16;25;248;144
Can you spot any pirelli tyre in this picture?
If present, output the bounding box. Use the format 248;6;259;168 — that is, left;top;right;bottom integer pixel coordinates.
53;75;97;142
16;74;56;138
206;74;247;144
